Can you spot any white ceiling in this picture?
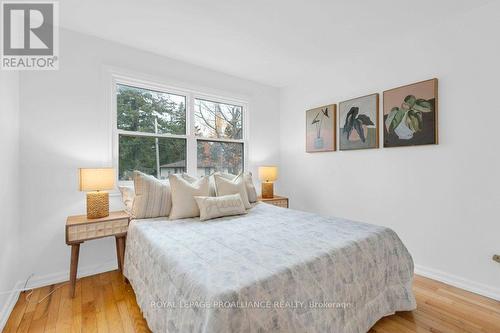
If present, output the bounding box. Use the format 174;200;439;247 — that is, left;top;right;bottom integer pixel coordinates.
60;0;492;87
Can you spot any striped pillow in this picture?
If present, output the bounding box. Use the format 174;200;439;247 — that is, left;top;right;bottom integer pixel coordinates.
131;171;171;218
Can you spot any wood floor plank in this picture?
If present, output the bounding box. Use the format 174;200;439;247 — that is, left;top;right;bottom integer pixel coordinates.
70;280;82;333
3;291;29;333
43;283;63;333
414;286;500;332
54;283;74;333
16;289;41;333
27;286;53;333
101;278;125;333
80;276;97;333
110;272;135;333
92;275;109;333
4;272;499;333
396;310;464;333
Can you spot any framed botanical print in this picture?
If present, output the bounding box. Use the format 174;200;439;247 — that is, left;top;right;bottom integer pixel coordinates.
339;93;379;150
383;78;438;147
306;104;336;152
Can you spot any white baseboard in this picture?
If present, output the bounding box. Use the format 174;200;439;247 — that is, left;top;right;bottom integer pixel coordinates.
0;260;117;332
415;264;500;301
21;259;118;291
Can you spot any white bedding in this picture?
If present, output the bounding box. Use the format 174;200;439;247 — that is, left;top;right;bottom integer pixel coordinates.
124;203;416;333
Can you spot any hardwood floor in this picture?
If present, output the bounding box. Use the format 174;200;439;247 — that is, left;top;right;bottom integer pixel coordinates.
3;272;499;333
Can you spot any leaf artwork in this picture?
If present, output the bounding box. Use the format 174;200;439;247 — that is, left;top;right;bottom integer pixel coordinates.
343;106;373;143
386;94;434;140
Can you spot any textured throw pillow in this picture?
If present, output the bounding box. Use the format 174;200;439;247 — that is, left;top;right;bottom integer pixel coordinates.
118;186;134;213
169;174;210;219
131;171;171;218
214;172;258;203
194;194;247;221
214;174;251;209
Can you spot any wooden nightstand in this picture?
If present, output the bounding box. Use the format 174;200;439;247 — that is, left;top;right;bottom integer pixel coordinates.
65;211;130;297
257;195;289;208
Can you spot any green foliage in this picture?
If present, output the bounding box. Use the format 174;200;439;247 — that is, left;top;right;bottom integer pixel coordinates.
343;107;374;143
386;95;433;139
117;85;243;179
117;85;187;180
406;110;423;132
388;108;405;133
117;84;186;134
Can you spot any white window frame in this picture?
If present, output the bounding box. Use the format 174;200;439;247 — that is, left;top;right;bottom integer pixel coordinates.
108;71;249;186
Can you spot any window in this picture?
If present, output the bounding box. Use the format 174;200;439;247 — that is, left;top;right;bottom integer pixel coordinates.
114;78;246;181
194;99;244;177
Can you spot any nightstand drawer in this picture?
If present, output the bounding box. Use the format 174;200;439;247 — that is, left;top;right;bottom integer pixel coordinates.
258;195;289;208
267;199;288;208
67;218;128;242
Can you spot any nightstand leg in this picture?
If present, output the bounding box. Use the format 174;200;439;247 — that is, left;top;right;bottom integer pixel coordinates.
115;237;122;271
116;236;125;273
69;243;80;298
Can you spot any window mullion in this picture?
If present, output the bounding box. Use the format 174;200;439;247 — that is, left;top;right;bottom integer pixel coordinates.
186;93;197;176
117;130;188;139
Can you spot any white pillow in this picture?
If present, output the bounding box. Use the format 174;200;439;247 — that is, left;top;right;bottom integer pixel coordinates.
118;185;134;213
181;172;198;183
214;172;258;203
131;171;171;219
182;172;219;197
242;172;258;203
194;194;247;221
169;174;210;219
214;174;251;209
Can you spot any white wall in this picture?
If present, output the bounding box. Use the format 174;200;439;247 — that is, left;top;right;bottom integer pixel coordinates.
18;29;280;286
0;71;20;328
279;2;500;299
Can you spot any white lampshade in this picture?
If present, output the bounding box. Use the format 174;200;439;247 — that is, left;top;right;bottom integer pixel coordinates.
258;166;278;183
79;168;115;191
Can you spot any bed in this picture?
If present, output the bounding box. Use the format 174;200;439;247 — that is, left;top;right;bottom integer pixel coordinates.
124;202;416;333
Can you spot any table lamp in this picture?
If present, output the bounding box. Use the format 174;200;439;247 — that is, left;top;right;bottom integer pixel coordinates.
258;166;278;199
79;168;115;219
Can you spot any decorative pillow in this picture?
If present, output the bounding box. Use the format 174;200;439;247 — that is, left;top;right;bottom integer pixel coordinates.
169;174;210;219
180;172;217;196
181;173;198;183
214;172;258;203
242;172;258;203
118;186;134;213
194;194;247;221
131;171;171;218
214;174;251;209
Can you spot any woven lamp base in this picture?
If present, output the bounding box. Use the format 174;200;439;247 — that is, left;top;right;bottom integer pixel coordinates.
86;191;110;219
261;182;274;199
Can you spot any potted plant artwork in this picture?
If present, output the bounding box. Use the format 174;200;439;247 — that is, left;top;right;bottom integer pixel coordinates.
338;93;379;151
306;104;336;152
383;78;438;147
385;95;433;140
311;107;330;149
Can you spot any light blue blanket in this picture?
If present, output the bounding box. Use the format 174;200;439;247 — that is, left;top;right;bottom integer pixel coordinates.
124;203;416;333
